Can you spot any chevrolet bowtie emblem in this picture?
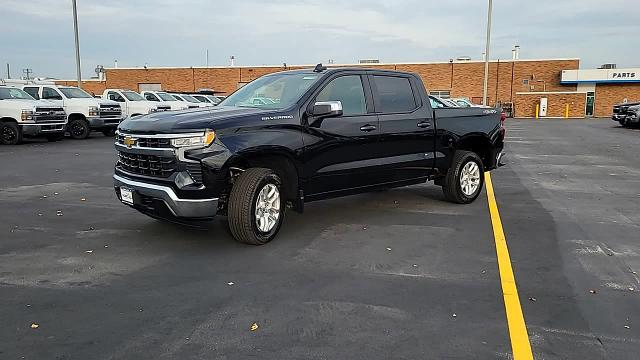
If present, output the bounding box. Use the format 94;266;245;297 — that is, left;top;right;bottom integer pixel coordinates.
123;136;136;148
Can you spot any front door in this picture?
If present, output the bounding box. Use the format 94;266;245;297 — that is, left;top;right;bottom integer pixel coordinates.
41;87;64;108
586;91;595;117
303;73;382;198
371;74;435;183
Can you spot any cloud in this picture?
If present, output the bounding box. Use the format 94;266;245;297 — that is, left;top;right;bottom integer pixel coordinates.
1;0;638;78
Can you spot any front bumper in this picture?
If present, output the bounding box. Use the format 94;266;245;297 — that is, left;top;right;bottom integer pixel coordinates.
21;123;66;136
113;173;219;219
88;116;124;129
612;114;626;121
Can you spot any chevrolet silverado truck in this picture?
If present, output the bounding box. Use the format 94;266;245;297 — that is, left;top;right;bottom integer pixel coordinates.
102;89;170;118
624;104;640;127
21;84;123;138
612;101;640;127
0;85;67;145
113;66;505;245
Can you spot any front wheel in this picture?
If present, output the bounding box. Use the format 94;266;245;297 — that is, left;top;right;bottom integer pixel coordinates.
68;118;91;139
0;122;22;145
442;150;484;204
618;119;627;127
227;168;285;245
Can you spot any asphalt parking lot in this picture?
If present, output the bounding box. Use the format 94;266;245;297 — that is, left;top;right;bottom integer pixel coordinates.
1;118;639;359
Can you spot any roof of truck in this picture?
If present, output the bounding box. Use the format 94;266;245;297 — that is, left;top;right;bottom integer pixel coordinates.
272;67;416;77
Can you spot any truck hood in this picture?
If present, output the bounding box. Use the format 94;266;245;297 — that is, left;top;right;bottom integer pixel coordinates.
118;106;276;134
63;98;119;107
1;99;57;109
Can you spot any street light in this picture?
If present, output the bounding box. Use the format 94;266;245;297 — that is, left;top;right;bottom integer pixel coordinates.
72;0;82;88
482;0;493;106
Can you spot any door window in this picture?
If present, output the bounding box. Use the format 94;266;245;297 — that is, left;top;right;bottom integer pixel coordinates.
145;93;159;101
373;76;417;113
108;92;125;102
586;91;595;116
42;87;62;100
23;87;40;99
315;75;366;116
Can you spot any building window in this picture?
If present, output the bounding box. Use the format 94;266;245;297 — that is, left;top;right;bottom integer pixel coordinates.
138;83;162;91
522;79;529;85
430;90;450;98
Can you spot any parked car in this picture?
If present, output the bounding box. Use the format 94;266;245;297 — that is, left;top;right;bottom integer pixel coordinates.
428;95;450;108
113;66;505;245
624;105;640;127
102;89;170;118
21;84;123;138
612;101;640;127
170;93;212;108
140;91;190;111
0;85;66;145
441;98;460;107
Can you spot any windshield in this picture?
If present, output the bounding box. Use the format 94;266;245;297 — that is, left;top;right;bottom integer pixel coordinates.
206;95;221;105
220;73;320;109
192;95;209;103
123;91;145;101
0;87;36;100
59;87;93;99
157;92;177;101
181;94;201;103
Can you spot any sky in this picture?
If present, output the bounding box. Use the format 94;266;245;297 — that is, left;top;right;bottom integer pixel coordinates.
2;0;639;79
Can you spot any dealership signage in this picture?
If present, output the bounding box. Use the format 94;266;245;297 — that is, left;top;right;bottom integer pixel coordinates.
561;68;640;83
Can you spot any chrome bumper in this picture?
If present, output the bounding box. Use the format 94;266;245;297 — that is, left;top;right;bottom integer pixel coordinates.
113;174;218;218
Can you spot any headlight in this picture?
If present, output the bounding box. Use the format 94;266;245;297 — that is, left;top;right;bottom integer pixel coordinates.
88;106;99;116
21;110;34;121
171;130;215;148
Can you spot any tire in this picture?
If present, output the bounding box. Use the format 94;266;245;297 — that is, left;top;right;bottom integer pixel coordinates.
227;168;285;245
68;118;91;139
618;119;627;127
46;133;65;142
102;128;116;137
0;122;22;145
442;150;484;204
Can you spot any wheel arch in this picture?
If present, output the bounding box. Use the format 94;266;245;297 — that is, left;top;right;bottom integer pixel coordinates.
452;134;494;169
0;117;18;123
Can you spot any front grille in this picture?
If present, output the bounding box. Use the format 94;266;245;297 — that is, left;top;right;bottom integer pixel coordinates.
34;107;66;123
100;104;122;118
117;151;176;178
116;134;172;148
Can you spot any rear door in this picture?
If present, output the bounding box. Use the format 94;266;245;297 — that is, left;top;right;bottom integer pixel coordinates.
371;73;435;183
303;72;383;198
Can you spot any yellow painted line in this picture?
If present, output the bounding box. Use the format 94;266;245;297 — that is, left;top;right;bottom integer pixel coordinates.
485;172;534;360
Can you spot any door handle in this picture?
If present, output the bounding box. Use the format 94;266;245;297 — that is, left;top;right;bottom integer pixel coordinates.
360;124;377;132
417;121;432;129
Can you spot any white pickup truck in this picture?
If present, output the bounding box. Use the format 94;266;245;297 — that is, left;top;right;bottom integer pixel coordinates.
170;93;212;108
0;85;67;145
102;89;170;119
21;84;124;138
140;91;190;110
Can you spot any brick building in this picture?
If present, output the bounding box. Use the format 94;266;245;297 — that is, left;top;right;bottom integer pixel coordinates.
56;58;640;118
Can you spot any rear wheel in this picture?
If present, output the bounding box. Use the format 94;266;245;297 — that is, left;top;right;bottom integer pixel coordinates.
442;150;484;204
68;118;91;139
227;168;284;245
0;122;22;145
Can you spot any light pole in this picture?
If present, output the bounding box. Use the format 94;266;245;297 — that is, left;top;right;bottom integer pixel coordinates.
72;0;82;88
482;0;493;106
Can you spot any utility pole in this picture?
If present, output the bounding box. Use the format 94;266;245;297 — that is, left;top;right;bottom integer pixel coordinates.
206;49;209;67
22;68;33;80
72;0;82;88
6;63;10;78
482;0;493;106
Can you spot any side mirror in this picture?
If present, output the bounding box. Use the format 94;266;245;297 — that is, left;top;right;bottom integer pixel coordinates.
311;101;343;118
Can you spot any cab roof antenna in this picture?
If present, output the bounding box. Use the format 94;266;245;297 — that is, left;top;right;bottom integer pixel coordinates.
313;63;327;72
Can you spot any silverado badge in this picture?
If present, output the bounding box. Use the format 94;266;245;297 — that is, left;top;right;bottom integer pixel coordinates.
123;136;136;148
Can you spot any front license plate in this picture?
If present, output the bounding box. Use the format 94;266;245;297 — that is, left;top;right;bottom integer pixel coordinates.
120;188;133;205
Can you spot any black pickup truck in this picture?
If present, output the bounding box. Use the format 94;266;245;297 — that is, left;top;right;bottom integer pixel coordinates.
114;65;505;244
612;101;640;127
